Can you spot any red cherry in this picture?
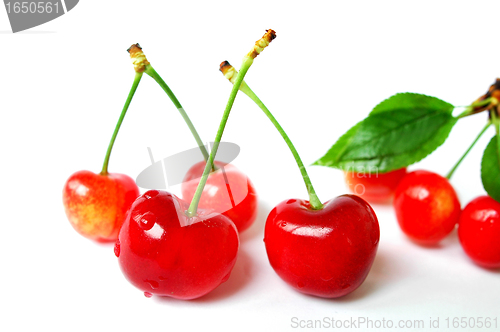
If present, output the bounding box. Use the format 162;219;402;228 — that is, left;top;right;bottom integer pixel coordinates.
264;195;380;298
458;196;500;268
63;170;140;241
345;168;407;204
181;161;258;233
116;190;239;300
393;170;461;245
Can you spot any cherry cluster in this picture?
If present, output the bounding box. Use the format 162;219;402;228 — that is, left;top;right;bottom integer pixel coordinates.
62;30;380;300
328;84;500;269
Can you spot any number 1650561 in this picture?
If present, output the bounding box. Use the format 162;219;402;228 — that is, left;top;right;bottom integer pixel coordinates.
5;2;60;14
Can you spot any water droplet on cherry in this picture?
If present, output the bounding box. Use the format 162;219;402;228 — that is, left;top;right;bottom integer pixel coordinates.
286;199;297;205
279;221;287;227
144;190;160;199
114;240;120;257
320;273;333;281
138;212;157;230
145;280;159;289
297;281;305;289
144;292;153;298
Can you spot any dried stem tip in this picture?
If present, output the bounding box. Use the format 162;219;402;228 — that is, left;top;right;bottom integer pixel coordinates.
219;61;237;83
127;43;150;73
472;78;500;116
247;29;276;59
483;78;500;104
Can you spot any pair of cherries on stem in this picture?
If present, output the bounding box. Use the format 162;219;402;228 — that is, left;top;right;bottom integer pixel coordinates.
219;60;380;298
62;44;257;242
62;42;257;299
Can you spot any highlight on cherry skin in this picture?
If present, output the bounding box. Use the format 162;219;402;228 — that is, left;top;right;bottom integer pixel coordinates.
115;190;240;300
181;161;258;233
63;170;140;241
345;168;407;204
393;170;461;245
264;194;380;298
458;195;500;269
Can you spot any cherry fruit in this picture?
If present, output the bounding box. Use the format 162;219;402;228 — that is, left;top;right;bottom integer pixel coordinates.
63;171;139;241
458;195;500;268
63;52;143;241
116;190;239;299
345;168;407;204
221;55;380;297
181;161;258;233
218;59;379;298
393;170;461;245
265;195;379;298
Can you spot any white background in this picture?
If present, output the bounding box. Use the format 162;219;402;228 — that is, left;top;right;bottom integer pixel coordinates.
1;1;499;331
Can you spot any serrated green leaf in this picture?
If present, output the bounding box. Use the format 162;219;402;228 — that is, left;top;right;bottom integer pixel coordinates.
370;92;454;115
314;93;456;173
481;136;500;203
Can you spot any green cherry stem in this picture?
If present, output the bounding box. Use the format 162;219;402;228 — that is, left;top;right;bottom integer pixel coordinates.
186;29;277;217
101;72;143;175
456;97;493;119
186;56;253;217
127;43;212;169
219;62;323;210
144;65;211;164
491;109;500;156
446;121;492;180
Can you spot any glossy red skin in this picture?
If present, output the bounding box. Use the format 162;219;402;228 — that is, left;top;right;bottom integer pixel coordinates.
345;168;407;204
458;196;500;268
116;190;239;300
264;195;380;298
63;170;140;241
393;170;461;245
181;161;258;233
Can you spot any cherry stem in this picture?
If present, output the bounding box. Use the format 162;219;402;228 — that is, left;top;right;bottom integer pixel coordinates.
491;109;500;155
101;72;143;175
237;83;323;210
186;57;254;217
446;121;491;180
144;65;212;169
457;97;493;119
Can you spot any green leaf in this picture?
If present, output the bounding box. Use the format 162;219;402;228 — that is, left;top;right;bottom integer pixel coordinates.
314;93;456;173
481;136;500;203
370;92;453;115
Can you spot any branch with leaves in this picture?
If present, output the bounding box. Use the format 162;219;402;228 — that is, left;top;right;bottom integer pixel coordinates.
314;80;500;203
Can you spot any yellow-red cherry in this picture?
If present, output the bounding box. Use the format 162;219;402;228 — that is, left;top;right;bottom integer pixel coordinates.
63;170;140;242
